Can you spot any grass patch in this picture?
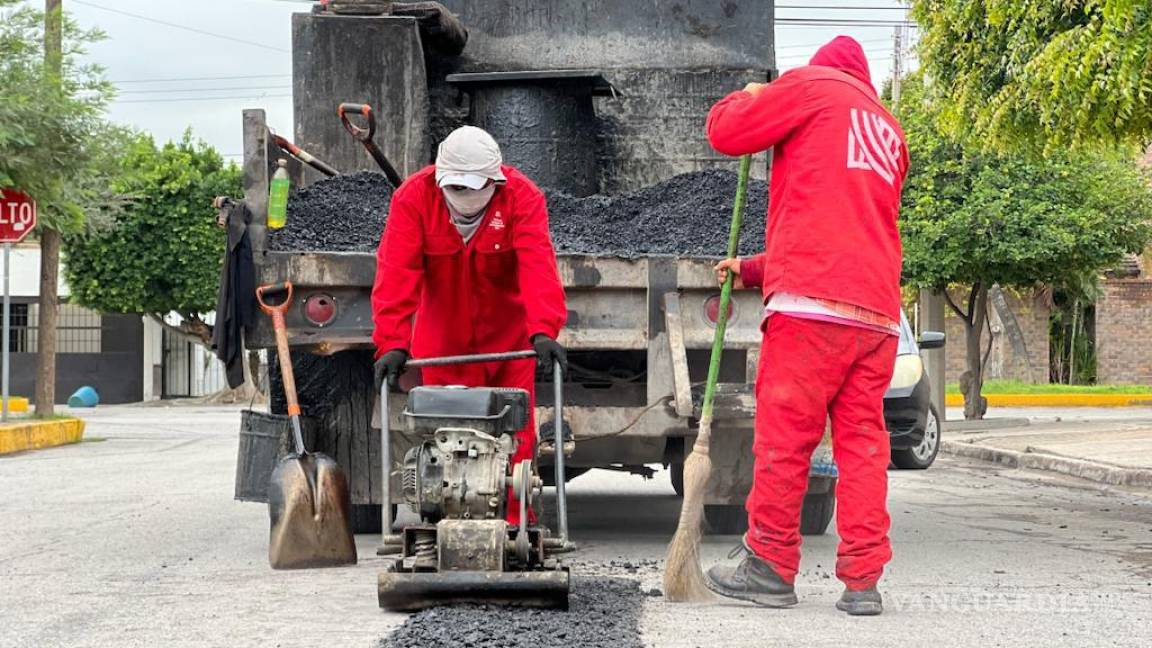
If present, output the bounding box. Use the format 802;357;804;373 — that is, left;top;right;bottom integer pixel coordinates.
945;380;1152;395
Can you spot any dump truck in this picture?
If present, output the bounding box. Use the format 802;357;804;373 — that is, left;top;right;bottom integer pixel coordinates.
233;0;839;536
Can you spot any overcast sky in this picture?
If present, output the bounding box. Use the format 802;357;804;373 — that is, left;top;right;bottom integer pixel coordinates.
62;0;914;163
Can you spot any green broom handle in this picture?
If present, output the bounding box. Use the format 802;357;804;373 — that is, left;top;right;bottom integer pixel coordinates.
701;154;752;421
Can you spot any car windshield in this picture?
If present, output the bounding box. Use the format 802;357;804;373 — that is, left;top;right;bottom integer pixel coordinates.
897;312;918;355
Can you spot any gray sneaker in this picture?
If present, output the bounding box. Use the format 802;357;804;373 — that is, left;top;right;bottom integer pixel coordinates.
705;542;798;608
836;587;883;616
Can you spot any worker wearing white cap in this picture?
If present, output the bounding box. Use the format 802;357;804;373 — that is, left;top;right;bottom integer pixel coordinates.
370;125;568;527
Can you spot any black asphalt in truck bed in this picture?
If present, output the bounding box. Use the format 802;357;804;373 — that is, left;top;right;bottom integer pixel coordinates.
268;169;768;256
376;577;644;648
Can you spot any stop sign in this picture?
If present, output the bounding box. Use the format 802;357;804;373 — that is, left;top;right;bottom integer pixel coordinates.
0;189;37;243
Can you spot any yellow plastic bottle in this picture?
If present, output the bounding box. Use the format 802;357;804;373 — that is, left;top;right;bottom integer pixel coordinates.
267;159;290;229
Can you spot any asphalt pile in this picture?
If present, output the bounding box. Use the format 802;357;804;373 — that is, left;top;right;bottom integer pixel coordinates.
376;577;644;648
268;169;768;257
268;171;393;252
547;169;768;258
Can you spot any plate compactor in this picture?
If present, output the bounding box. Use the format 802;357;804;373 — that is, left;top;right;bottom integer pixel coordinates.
376;351;574;611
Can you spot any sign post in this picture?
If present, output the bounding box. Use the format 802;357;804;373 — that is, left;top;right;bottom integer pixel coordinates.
0;189;37;421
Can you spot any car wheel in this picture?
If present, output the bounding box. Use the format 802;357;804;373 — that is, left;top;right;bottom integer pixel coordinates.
704;504;748;535
891;404;941;470
800;490;835;536
670;462;684;497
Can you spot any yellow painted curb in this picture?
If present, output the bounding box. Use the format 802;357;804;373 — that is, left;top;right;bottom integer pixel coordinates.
2;397;29;413
0;418;86;455
945;393;1152;408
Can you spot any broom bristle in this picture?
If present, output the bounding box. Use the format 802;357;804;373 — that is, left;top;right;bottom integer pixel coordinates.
663;419;715;602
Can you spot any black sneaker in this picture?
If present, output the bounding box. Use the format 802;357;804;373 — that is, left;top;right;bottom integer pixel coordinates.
705;542;798;608
836;587;883;616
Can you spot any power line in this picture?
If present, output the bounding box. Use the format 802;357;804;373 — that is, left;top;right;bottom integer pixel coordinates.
112;74;292;85
776;37;892;52
777;18;917;27
115;94;292;105
117;85;292;95
72;0;290;53
777;4;911;9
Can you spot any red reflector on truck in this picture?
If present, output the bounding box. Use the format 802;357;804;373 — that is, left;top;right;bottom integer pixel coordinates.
704;294;734;325
304;293;337;327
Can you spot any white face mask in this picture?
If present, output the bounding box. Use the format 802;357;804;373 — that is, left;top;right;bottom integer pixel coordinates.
442;185;496;218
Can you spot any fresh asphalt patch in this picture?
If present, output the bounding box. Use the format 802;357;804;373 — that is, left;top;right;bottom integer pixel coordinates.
376;577;645;648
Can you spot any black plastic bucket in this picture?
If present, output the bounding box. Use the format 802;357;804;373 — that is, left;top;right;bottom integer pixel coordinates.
235;410;290;503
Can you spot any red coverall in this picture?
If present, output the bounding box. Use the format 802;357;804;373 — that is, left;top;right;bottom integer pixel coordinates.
371;165;568;526
706;36;909;590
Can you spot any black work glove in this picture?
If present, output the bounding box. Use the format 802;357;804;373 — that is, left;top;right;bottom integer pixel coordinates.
373;349;410;394
531;335;567;375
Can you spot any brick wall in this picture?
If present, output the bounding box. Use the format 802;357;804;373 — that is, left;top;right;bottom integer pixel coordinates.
1096;279;1152;385
941;288;1050;383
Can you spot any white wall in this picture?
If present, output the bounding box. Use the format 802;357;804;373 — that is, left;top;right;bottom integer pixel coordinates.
4;242;69;298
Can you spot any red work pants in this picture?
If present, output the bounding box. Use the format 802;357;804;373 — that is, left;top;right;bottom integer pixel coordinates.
420;357;537;527
745;315;897;590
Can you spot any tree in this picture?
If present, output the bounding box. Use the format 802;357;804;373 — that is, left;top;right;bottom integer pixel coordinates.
897;75;1152;418
64;132;242;346
0;0;113;415
910;0;1152;151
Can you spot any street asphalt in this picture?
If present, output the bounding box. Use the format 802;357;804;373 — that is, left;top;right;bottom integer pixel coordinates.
1;405;1150;647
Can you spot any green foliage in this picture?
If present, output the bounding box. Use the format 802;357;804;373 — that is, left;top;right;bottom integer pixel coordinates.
64;133;241;318
898;74;1152;293
0;0;115;231
945;380;1151;395
910;0;1152;151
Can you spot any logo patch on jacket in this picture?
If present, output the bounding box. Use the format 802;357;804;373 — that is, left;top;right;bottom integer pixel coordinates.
847;108;901;186
490;212;505;230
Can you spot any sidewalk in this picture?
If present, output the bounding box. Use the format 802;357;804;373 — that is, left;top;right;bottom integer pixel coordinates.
941;409;1152;488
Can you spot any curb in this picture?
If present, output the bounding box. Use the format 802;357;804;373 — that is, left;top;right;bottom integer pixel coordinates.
945;393;1152;407
0;418;86;455
941;439;1152;488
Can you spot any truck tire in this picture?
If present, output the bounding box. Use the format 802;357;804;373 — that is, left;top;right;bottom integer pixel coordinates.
891;404;941;470
670;461;684;497
704;504;748;535
799;490;835;536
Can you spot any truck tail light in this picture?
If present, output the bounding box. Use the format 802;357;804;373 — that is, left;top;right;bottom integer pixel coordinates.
704;294;735;325
304;293;337;327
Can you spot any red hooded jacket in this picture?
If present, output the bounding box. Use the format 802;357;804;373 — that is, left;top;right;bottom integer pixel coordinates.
371;165;567;358
706;36;908;320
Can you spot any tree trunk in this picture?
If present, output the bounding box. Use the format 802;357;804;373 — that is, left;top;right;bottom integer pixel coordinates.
35;1;63;417
1064;299;1073;382
34;229;60;416
962;283;990;420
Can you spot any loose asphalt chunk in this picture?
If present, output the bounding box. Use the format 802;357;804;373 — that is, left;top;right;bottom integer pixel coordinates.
268;169;769;256
376;577;644;648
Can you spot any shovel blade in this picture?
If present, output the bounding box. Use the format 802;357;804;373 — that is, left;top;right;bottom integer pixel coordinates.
268;452;358;569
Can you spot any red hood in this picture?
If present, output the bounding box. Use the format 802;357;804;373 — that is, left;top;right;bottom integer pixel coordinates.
809;35;872;90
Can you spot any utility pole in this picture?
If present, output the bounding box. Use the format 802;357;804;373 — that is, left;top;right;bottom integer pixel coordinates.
891;26;903;107
35;0;63;417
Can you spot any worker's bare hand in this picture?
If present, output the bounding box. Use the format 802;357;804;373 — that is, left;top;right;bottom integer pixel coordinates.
743;82;768;97
714;258;743;289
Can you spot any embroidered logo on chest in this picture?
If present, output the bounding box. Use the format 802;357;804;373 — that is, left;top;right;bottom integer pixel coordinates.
490;212;505;230
847;108;902;186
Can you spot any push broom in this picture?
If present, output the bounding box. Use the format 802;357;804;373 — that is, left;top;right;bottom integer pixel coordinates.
664;154;751;601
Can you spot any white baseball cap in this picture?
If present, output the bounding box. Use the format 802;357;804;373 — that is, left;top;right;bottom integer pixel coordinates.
435;126;507;189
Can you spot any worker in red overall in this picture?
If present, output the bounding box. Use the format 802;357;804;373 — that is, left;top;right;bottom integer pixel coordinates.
371;126;568;527
704;36;909;616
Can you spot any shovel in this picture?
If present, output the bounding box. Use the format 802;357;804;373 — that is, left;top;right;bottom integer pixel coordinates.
338;102;405;188
259;281;358;570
